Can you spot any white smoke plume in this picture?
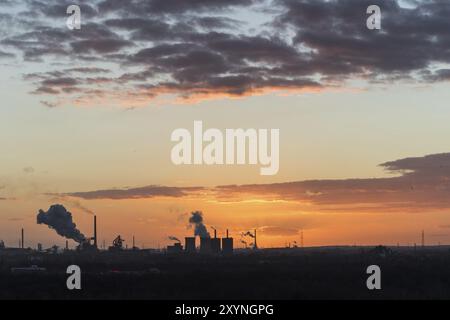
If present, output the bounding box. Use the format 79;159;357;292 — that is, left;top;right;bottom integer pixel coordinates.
37;204;86;243
188;211;210;238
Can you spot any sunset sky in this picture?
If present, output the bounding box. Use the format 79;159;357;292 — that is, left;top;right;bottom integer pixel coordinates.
2;0;450;249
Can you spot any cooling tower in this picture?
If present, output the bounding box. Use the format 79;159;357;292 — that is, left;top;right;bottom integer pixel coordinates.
185;237;196;253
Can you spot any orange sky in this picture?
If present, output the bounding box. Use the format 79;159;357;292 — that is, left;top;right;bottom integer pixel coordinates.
3;0;450;249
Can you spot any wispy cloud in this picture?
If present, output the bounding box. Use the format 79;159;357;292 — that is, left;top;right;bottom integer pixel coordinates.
53;185;205;200
258;226;300;236
23;166;35;174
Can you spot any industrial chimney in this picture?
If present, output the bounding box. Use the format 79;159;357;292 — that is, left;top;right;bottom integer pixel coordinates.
94;215;97;249
21;228;24;249
211;229;220;254
421;229;425;247
185;237;196;253
222;229;233;255
253;229;258;250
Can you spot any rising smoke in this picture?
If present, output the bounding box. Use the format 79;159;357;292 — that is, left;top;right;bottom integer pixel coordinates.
242;231;255;238
66;199;94;215
188;211;210;238
37;204;86;243
47;194;94;215
168;236;181;243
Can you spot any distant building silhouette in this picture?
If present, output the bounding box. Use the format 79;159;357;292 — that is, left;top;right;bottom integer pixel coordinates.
167;242;183;254
185;237;196;253
200;237;212;254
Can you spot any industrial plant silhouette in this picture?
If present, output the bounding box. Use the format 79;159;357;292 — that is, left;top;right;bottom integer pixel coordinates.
1;204;450;300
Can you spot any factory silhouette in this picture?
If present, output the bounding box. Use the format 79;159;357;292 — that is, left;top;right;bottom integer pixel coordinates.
4;205;261;255
167;210;257;255
2;204;450;300
167;228;253;255
0;204;429;256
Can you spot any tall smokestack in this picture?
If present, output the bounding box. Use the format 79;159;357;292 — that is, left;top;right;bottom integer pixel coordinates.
94;215;97;248
254;229;257;249
226;229;229;238
421;229;425;247
214;229;217;239
21;228;24;249
301;230;304;248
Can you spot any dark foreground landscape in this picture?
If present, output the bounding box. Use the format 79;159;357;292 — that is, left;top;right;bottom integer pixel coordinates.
1;246;450;300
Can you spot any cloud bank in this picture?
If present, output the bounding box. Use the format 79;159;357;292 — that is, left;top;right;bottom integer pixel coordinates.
57;152;450;212
1;0;450;107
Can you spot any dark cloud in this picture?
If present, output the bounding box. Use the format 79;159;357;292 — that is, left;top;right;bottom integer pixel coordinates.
214;153;450;212
58;185;205;200
25;68;113;102
34;87;60;95
66;67;110;74
53;152;450;212
70;39;133;53
40;100;58;108
41;77;79;87
381;153;450;177
32;77;81;95
2;0;450;106
98;0;256;15
277;0;450;76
